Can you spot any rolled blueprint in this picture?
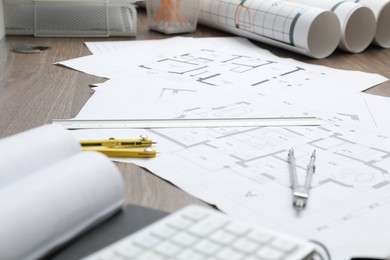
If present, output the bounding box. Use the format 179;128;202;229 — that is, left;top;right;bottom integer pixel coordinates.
286;0;376;53
347;0;390;48
198;0;341;59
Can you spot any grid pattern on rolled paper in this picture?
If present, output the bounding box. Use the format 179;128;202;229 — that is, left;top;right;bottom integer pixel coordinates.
199;0;306;46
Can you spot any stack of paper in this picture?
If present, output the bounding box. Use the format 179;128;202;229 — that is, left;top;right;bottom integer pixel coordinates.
57;36;390;259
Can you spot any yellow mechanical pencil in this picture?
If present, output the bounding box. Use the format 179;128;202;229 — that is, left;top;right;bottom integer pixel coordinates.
79;135;153;148
82;147;156;158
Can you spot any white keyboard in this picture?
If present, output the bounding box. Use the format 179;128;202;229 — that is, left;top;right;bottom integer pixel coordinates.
81;205;315;260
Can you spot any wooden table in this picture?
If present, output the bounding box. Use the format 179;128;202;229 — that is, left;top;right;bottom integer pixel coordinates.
1;8;389;213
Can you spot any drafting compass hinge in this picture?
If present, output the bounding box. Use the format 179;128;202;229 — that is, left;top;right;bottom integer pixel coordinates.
288;148;316;210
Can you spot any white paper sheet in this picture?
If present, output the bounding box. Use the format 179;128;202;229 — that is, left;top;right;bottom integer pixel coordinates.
61;37;390;258
59;37;386;97
71;92;390;258
360;92;390;131
84;37;260;54
294;91;390;133
59;37;272;79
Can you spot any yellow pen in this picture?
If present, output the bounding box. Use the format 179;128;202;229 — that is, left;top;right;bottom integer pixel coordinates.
79;135;153;147
82;147;156;158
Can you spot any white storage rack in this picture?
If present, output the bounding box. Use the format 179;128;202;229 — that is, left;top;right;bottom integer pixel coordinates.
4;0;137;37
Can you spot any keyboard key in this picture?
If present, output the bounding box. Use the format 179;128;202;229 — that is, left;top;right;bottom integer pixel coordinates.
89;250;124;260
167;215;194;230
270;237;297;253
247;229;274;244
133;233;160;249
182;208;208;221
232;237;260;254
193;239;222;255
135;251;166;260
171;231;199;247
209;229;237;245
113;242;143;258
150;223;178;239
176;249;206;260
224;222;250;236
256;246;286;260
188;215;228;237
154;240;182;257
216;247;245;260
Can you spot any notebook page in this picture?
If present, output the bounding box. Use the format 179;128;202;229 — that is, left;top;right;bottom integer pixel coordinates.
0;151;125;260
0;124;82;188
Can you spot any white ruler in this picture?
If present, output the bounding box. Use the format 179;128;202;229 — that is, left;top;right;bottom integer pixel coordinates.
52;117;320;129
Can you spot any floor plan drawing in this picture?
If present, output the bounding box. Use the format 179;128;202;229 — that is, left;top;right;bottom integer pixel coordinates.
65;37;390;257
139;49;323;89
159;87;196;97
102;81;390;244
141;96;390;240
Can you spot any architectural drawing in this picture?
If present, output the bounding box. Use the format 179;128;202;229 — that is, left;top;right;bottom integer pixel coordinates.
139;49;324;89
146;95;390;239
159;87;196;97
134;49;390;240
67;38;390;256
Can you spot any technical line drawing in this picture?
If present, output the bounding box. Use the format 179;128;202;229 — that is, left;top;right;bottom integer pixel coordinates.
139;49;325;88
146;93;390;237
159;87;197;97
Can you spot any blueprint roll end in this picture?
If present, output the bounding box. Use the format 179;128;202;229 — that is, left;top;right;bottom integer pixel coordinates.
303;10;341;59
374;0;390;48
337;3;376;53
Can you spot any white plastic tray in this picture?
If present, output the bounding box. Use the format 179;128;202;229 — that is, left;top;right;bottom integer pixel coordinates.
4;0;137;37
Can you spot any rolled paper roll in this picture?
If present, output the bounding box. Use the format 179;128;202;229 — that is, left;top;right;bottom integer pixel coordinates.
352;0;390;48
286;0;376;53
198;0;341;59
